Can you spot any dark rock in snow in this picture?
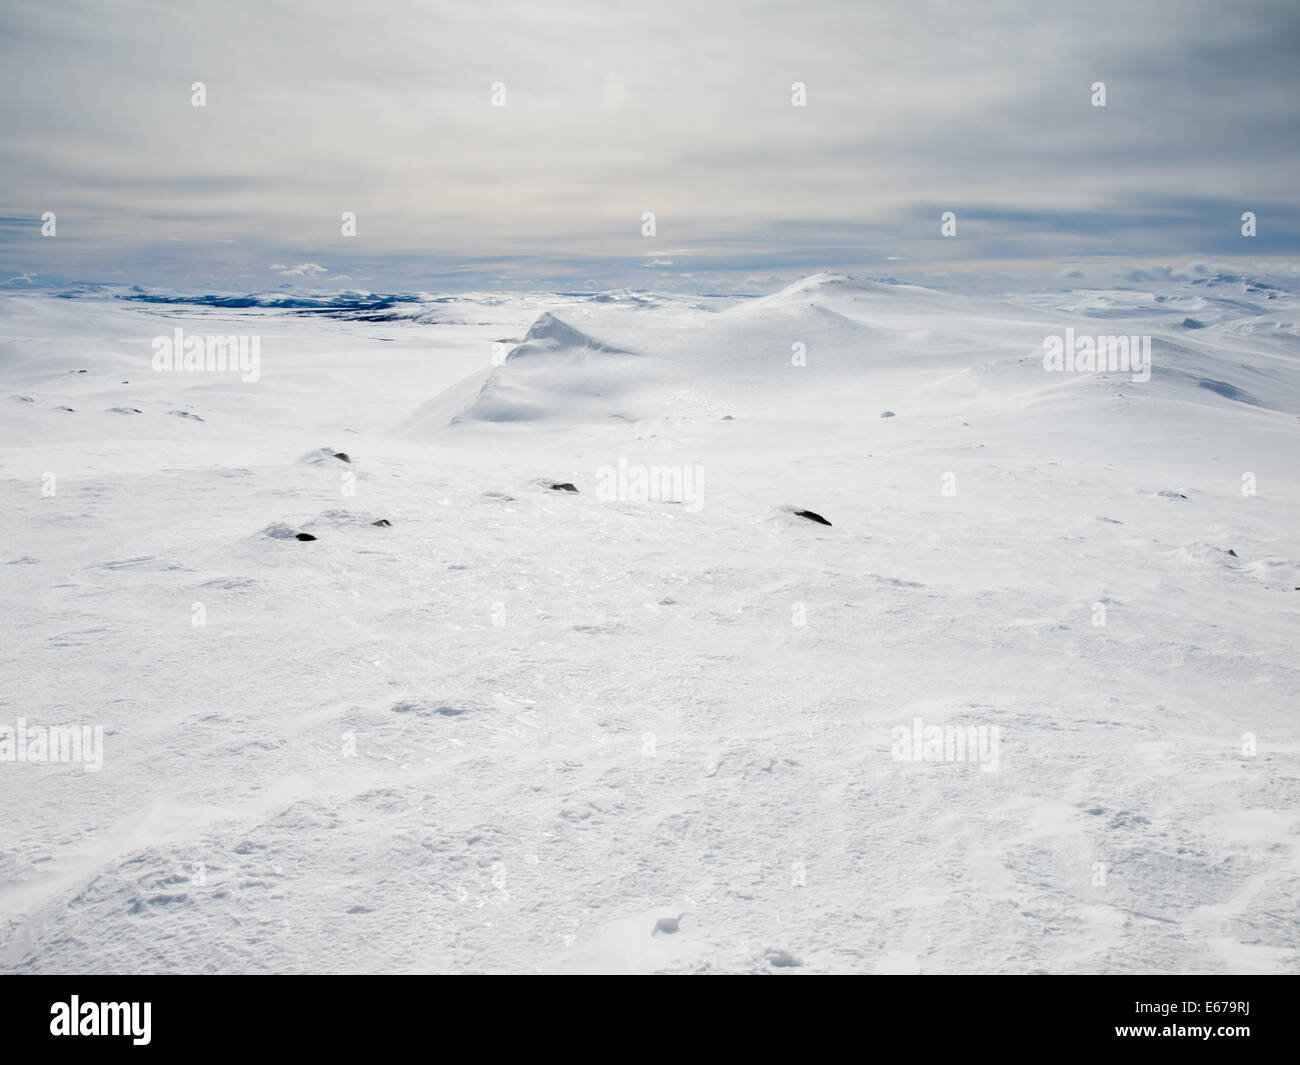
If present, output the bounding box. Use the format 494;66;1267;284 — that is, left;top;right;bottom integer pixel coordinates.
1181;318;1205;329
372;519;392;527
1227;549;1237;557
294;532;317;541
333;452;351;463
550;483;578;492
881;410;896;418
794;509;832;526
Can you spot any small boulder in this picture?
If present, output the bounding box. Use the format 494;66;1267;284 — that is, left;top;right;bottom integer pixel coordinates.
793;509;832;526
295;532;317;541
371;519;392;527
333;452;351;463
550;483;578;493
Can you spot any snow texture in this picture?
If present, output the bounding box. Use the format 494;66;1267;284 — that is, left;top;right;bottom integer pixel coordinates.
1;272;1298;974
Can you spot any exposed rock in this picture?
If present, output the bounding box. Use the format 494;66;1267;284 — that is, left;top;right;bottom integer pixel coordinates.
549;482;578;493
793;509;832;526
294;532;317;541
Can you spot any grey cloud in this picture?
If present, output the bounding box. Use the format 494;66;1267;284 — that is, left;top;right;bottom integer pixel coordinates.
0;0;1295;290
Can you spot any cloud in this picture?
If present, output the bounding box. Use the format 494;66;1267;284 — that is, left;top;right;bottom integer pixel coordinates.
1116;264;1192;282
270;263;328;278
0;0;1296;290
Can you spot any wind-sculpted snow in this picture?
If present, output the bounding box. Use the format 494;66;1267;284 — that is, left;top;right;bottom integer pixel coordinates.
506;312;636;359
403;312;650;428
1;274;1298;974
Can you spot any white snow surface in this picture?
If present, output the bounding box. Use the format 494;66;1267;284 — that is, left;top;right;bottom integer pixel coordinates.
1;273;1298;973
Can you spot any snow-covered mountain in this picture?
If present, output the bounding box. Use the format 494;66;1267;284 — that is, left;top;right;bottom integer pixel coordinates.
1;273;1297;973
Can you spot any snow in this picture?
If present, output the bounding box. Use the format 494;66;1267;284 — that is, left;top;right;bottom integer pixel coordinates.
1;274;1297;973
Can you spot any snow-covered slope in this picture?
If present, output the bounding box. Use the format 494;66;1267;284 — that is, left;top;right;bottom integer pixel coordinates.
1;275;1297;974
403;311;648;430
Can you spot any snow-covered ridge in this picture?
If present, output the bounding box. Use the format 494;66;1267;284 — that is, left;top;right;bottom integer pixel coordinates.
504;311;635;360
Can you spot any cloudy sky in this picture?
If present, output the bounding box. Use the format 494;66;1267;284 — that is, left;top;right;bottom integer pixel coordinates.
2;0;1297;292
